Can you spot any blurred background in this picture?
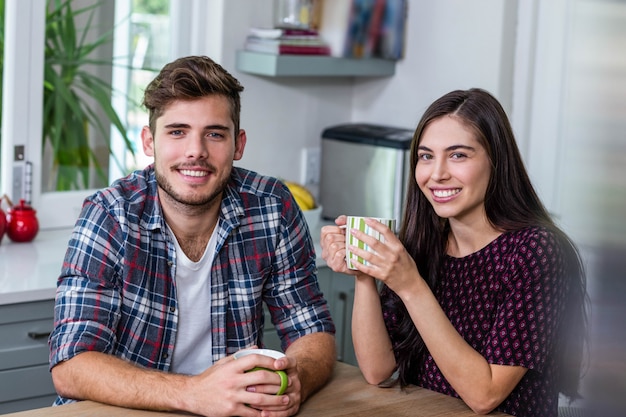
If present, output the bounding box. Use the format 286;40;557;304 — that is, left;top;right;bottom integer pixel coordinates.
559;1;626;414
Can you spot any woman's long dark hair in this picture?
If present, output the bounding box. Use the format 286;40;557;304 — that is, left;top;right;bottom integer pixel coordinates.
383;88;588;399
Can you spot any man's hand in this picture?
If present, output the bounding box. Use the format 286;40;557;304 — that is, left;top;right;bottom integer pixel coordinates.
52;351;292;417
184;353;293;416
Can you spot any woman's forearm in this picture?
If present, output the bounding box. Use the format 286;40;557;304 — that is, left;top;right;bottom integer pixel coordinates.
351;275;396;384
400;281;526;413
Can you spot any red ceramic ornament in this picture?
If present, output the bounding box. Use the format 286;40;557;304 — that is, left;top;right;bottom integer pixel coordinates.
0;206;6;244
6;199;39;243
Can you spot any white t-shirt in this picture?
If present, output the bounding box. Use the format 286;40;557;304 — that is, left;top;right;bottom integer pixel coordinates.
168;224;218;375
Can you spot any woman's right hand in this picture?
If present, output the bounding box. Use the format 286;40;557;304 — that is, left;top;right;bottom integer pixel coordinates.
320;215;356;275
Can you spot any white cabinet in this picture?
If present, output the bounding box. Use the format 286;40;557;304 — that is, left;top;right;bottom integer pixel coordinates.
0;299;56;414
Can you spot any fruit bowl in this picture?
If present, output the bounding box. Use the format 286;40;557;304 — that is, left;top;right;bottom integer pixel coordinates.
302;205;322;232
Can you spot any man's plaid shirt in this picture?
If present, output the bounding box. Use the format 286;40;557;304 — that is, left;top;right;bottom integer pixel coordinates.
49;165;334;405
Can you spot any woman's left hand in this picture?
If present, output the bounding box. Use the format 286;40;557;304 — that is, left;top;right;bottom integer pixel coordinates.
346;218;421;296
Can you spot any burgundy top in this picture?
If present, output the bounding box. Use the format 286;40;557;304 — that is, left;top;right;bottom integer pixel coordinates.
382;227;569;417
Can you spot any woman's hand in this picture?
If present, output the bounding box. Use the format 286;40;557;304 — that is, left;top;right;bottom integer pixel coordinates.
345;218;421;298
320;215;357;275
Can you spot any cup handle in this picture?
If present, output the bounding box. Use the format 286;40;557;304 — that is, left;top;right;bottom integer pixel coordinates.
248;367;289;395
275;370;288;395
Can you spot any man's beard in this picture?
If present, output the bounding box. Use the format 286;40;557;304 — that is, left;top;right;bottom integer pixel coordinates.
155;165;230;208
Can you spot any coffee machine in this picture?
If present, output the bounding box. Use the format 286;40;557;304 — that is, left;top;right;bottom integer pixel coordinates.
319;123;413;224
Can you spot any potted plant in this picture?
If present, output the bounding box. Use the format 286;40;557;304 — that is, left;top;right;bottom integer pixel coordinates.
43;0;135;191
0;0;135;191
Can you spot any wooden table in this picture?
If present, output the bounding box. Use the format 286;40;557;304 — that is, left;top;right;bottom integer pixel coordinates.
297;362;511;417
4;362;511;416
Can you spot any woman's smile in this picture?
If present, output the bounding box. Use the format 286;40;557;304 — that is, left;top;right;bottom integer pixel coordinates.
431;187;461;199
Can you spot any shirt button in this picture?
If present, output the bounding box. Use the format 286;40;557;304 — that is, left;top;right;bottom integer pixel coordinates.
162;352;169;359
170;306;176;313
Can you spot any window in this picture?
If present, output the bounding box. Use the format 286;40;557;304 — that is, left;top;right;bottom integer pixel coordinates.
109;0;171;180
0;0;200;229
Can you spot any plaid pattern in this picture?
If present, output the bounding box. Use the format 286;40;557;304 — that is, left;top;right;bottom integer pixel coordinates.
49;166;334;405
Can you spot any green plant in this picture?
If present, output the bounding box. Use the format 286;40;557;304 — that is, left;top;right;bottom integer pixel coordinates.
44;0;135;190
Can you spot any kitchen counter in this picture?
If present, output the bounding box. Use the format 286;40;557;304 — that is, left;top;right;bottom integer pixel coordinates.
0;223;328;306
0;229;72;305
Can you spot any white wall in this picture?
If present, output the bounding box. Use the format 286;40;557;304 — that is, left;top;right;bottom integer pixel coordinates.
217;0;354;186
212;0;519;188
351;1;517;129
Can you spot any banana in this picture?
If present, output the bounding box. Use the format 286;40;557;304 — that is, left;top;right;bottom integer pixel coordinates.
284;181;316;211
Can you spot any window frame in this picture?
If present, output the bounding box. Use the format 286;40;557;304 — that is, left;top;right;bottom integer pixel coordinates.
1;0;223;230
1;0;46;219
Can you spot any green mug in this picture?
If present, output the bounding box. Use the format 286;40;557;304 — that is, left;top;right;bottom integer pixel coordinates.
345;216;397;270
233;348;288;395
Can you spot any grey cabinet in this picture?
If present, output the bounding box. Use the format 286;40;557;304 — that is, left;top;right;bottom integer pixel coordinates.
317;266;357;366
0;299;57;414
262;266;357;366
262;305;283;351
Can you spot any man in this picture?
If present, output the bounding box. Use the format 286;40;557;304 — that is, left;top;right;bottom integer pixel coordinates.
49;55;336;417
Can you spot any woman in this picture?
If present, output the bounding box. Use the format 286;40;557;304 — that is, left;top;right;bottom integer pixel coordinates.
320;88;587;417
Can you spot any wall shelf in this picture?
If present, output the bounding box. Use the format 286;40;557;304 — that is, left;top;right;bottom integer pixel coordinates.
235;50;396;78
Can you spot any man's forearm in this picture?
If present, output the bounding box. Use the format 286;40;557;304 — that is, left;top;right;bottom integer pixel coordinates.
285;332;336;402
51;351;189;411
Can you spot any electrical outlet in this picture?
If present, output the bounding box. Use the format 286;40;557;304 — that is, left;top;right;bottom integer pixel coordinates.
301;147;321;186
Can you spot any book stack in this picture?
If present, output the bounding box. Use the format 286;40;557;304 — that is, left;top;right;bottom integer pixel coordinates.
244;27;331;56
318;0;408;60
